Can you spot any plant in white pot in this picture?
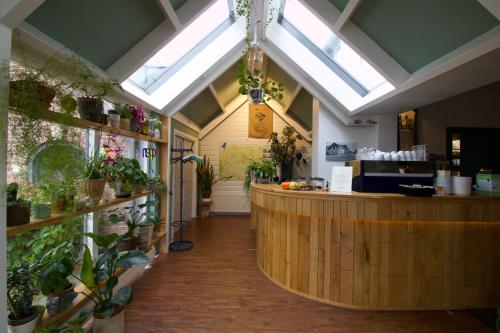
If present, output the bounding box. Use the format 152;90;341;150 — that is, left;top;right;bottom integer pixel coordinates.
107;107;120;129
78;233;149;333
7;263;41;333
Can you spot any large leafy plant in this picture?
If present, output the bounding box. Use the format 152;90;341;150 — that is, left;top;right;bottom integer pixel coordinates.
39;255;74;296
108;157;145;191
237;62;284;102
7;263;38;320
78;233;149;318
244;159;277;191
108;202;152;238
269;126;306;166
196;155;230;193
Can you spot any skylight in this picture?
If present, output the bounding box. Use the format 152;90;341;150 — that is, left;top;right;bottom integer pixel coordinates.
281;0;387;93
128;0;231;93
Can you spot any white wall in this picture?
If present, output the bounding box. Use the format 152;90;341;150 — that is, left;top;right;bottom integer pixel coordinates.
200;102;312;213
313;102;397;181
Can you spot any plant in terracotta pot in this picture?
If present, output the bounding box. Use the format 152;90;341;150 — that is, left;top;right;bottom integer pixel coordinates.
117;104;132;130
76;155;107;205
6;183;31;227
7;263;41;333
108;202;151;251
269;126;307;182
196;155;229;200
77;233;148;333
108;157;137;198
39;255;77;317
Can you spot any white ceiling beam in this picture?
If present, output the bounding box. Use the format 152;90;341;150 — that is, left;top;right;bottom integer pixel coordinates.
199;94;247;139
266;99;312;143
285;83;302;113
333;0;361;31
0;0;44;29
164;39;245;117
156;0;182;30
172;112;201;132
300;0;409;87
208;83;226;111
107;0;217;82
478;0;500;20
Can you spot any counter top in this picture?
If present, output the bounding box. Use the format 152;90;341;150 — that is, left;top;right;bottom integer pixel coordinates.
252;184;500;202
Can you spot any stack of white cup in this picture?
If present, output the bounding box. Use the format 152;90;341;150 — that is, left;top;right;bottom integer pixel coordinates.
435;170;452;195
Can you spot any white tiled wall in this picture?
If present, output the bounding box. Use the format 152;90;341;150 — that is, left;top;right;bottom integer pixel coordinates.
200;103;312;213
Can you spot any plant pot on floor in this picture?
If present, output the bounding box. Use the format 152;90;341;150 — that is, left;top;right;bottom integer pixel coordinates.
77;97;103;123
93;305;124;333
112;181;132;198
7;205;31;227
76;179;106;205
201;191;212;200
8;306;40;333
9;80;56;111
117;236;140;251
31;203;51;219
139;225;154;250
119;118;130;131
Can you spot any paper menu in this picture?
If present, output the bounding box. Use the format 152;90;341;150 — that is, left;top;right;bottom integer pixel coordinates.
330;166;353;192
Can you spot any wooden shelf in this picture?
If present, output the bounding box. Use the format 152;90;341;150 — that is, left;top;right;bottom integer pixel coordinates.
145;231;167;252
10;108;168;144
7;192;152;238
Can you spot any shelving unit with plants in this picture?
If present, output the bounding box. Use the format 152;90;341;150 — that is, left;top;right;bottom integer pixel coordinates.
4;55;170;332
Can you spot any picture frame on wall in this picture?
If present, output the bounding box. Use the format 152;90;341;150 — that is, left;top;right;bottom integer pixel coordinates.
326;142;357;161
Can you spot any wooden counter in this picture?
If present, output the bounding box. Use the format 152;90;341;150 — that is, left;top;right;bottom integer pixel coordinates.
251;184;500;310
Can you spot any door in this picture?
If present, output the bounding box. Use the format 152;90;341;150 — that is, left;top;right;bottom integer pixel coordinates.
172;135;194;224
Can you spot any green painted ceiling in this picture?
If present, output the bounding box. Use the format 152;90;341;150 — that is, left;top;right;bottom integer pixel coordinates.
180;88;222;128
26;0;166;70
288;88;313;131
170;0;188;11
212;61;241;107
266;59;298;108
351;0;499;73
327;0;349;12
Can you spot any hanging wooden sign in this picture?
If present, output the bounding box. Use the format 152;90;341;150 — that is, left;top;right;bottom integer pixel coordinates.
248;103;273;139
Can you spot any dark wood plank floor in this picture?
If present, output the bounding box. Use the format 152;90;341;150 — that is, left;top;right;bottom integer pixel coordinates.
125;215;492;333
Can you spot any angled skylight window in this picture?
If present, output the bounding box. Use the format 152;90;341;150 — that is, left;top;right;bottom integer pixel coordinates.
128;0;232;94
280;0;387;94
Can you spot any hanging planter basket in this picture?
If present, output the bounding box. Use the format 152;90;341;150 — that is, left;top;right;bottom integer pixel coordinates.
249;88;265;104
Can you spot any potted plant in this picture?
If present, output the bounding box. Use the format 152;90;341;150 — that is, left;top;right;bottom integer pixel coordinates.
147;213;162;241
75;155;107;205
9;63;57;115
140;116;150;135
138;219;154;251
107;107;120;129
129;105;145;132
269;126;307;182
149;118;162;138
6;183;31;227
108;157;137;198
108;202;151;251
237;62;284;104
78;233;148;333
130;161;148;194
31;185;52;220
7;263;41;333
38;182;76;214
196;155;229;200
146;177;167;199
39;256;76;317
244;159;277;191
117;104;132;130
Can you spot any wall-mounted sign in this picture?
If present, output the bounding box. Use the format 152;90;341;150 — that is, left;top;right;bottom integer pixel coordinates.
249;103;273;139
142;148;157;160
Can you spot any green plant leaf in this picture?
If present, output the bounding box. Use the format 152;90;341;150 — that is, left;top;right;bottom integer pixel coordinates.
84;233;119;248
80;246;95;288
117;250;149;269
112;286;132;306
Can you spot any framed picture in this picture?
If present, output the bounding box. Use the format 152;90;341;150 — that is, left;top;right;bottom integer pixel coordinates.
326;142;357;161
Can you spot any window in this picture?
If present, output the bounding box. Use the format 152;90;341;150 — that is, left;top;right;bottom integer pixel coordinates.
128;0;233;94
279;0;387;95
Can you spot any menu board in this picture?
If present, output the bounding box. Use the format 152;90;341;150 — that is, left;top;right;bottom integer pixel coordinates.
330;166;353;192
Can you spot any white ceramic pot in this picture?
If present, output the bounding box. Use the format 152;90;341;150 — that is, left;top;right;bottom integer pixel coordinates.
452;176;472;195
108;114;121;128
8;308;40;333
93;307;124;333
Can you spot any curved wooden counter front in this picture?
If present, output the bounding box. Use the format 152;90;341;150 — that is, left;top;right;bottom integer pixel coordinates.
251;184;500;310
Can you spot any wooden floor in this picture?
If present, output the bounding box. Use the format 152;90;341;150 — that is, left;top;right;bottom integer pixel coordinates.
125;215;493;333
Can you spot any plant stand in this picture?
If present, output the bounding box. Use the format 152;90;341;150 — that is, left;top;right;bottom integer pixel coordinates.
170;147;194;252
